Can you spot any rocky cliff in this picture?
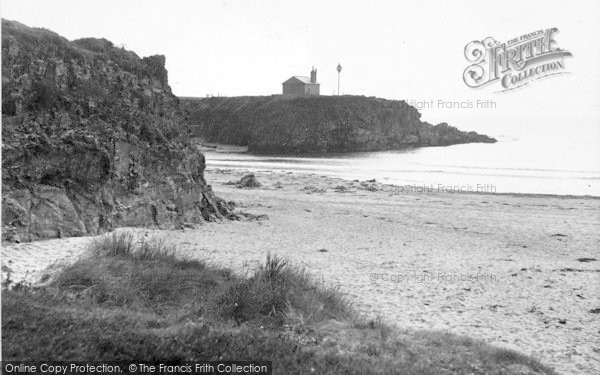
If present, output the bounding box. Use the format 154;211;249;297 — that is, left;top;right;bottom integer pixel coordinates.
2;20;234;243
181;96;496;153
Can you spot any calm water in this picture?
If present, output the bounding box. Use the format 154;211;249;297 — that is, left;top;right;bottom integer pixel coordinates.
203;119;600;196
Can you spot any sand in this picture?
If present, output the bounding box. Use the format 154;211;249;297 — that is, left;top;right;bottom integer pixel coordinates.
2;169;599;374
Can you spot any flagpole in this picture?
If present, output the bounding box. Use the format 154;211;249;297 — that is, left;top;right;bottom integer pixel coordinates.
337;63;342;96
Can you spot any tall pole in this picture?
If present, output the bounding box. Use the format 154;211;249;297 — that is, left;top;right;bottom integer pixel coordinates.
337;63;342;96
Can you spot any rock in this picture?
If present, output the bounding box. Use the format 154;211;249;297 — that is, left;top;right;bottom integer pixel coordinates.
1;20;236;242
577;257;597;262
226;174;261;188
300;186;325;194
181;96;497;154
238;211;269;221
238;174;261;188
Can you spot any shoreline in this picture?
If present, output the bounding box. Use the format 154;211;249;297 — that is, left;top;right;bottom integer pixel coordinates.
196;141;600;198
2;169;599;374
206;166;600;200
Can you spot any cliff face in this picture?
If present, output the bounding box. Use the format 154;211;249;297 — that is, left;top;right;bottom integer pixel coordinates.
181;96;496;154
2;20;233;243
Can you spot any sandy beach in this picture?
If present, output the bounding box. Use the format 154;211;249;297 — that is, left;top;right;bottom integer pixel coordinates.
2;169;599;374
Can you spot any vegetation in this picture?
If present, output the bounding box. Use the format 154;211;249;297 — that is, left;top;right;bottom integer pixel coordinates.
2;232;556;374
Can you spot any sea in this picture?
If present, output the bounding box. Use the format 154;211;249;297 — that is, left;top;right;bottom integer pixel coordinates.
201;117;600;197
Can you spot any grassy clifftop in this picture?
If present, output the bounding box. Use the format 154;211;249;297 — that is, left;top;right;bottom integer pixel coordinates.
181;95;496;153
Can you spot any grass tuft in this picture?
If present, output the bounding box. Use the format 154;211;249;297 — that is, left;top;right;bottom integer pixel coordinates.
89;232;180;262
262;253;288;282
217;253;350;326
89;231;135;258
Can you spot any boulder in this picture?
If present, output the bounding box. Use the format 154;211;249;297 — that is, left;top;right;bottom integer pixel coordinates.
225;174;262;188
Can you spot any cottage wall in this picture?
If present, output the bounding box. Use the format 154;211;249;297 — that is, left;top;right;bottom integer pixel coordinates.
282;83;307;97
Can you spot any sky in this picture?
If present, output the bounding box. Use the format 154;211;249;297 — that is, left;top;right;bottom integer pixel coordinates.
2;0;600;135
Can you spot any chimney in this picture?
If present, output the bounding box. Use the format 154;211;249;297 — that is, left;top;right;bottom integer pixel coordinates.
310;66;317;83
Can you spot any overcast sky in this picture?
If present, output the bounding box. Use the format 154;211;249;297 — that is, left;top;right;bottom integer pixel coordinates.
2;0;600;132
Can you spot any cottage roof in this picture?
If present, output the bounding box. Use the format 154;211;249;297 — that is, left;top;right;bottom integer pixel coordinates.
282;76;319;85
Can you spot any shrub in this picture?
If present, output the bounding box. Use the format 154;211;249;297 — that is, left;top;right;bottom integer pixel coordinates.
218;253;350;326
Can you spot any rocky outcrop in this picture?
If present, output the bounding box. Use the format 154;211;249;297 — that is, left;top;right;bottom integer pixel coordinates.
2;20;234;243
181;96;496;154
225;174;262;188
